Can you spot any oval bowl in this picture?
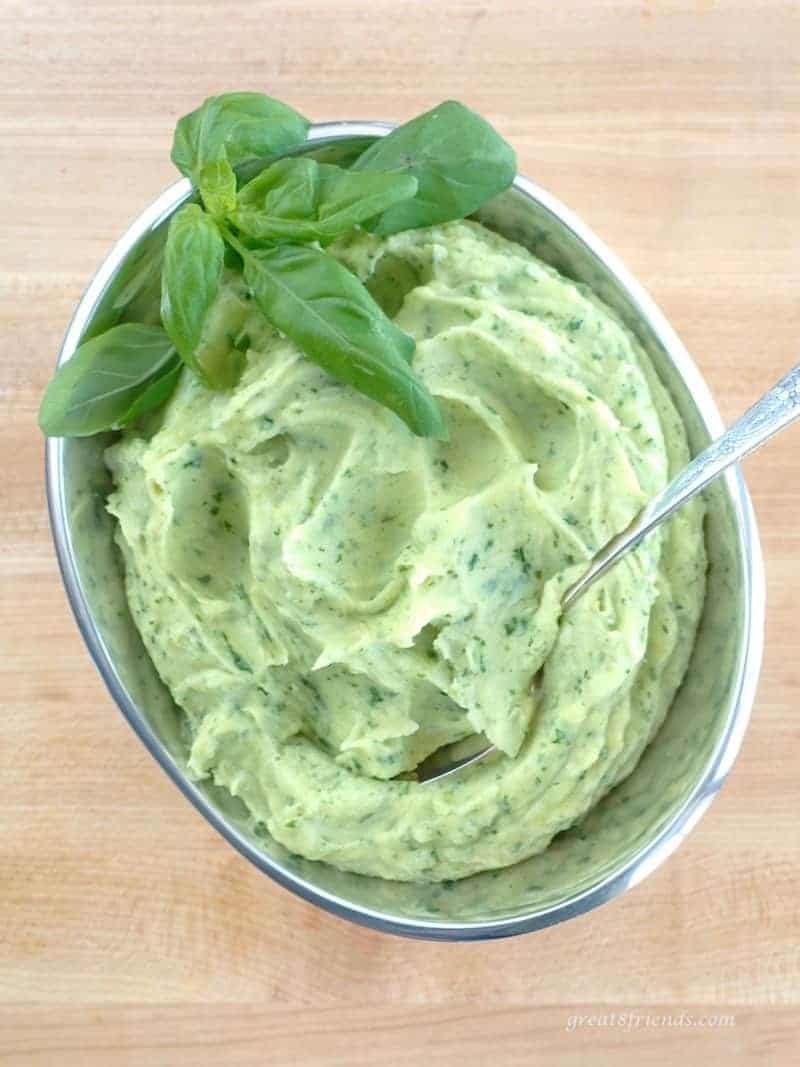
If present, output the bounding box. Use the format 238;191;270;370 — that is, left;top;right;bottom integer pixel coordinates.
45;121;765;940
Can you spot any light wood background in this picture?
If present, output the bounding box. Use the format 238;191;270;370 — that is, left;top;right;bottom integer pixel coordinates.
1;1;798;1063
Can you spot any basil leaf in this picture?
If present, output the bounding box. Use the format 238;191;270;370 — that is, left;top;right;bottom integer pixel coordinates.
351;100;516;235
115;360;183;427
316;164;417;225
239;243;446;439
198;158;237;218
160;204;226;386
239;157;318;219
39;324;180;437
234;158;417;244
171;92;310;182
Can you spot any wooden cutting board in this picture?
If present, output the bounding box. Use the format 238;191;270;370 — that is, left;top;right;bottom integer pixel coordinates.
1;1;797;1062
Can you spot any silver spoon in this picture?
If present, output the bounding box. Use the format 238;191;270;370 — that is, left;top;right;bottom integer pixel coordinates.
418;361;800;784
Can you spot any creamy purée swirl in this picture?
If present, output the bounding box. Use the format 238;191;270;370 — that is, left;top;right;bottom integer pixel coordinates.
107;221;706;882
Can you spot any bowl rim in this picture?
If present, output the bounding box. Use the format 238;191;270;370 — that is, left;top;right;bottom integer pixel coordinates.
45;120;765;940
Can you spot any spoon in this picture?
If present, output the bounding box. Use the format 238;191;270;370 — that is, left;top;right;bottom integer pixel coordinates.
417;361;800;784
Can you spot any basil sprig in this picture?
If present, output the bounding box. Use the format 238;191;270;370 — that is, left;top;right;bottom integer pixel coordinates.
41;92;516;439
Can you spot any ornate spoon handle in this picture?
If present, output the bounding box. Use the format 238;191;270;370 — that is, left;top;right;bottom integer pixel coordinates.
419;363;800;784
563;363;800;609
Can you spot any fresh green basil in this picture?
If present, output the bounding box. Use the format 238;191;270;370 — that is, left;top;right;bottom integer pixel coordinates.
233;158;418;244
38;324;180;437
231;237;446;439
42;93;519;438
240;157;317;220
314;164;417;229
171;92;310;184
351;100;516;235
198;158;237;218
115;360;183;426
160;204;227;386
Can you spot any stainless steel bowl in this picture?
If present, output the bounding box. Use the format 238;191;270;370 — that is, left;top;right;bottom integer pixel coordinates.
45;121;765;940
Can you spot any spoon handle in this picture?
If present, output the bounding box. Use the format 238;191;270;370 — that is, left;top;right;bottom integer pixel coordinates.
563;362;800;608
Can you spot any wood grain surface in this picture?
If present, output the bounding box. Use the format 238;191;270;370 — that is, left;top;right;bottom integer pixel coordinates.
1;0;798;1063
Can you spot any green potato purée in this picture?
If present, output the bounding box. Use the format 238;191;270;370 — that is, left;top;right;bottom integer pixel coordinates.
106;220;706;883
